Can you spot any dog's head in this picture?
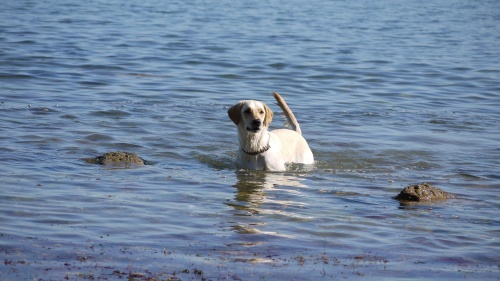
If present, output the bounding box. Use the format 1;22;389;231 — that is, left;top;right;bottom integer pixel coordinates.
228;100;273;133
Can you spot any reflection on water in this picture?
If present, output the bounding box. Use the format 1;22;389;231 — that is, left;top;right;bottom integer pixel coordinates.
226;171;310;237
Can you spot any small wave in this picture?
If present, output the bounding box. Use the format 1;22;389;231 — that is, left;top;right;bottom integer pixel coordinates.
91;110;131;118
0;74;35;79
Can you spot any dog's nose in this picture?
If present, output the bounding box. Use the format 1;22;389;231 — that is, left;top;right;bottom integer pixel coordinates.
252;119;262;127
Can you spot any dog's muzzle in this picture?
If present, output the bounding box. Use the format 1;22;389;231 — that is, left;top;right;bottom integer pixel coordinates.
246;119;262;132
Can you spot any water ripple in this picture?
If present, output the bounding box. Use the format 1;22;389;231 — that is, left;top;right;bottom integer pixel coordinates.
1;0;499;279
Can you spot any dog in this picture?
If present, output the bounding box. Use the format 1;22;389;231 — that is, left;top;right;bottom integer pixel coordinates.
227;92;314;171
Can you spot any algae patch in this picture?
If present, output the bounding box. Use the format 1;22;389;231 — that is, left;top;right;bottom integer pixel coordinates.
395;183;455;203
83;151;148;168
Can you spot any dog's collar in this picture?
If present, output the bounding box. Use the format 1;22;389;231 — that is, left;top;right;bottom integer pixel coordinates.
242;143;271;155
241;135;271;156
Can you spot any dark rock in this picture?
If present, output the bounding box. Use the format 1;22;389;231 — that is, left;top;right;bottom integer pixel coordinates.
395;183;455;202
84;151;147;168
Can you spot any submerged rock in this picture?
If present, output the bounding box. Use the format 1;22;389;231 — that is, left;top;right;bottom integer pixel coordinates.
84;151;147;168
395;183;455;203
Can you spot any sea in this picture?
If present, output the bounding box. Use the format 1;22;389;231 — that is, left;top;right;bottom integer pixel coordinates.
1;0;499;280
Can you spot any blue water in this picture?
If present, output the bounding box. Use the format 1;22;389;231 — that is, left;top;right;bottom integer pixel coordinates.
1;0;499;280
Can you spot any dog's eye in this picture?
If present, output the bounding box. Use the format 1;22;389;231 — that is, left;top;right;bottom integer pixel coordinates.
260;110;264;114
244;109;251;114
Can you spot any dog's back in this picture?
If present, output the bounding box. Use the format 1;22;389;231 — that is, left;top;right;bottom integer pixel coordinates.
272;129;314;164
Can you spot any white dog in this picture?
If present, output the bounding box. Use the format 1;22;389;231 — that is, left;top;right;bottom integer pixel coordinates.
227;92;314;171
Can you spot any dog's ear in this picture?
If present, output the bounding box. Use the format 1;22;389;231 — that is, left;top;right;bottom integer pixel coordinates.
263;104;274;126
227;102;243;125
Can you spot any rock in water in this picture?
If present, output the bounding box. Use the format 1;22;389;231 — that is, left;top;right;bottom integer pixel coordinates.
84;151;147;168
395;183;455;202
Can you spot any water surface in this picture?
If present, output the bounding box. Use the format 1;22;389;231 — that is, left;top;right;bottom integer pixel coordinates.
1;0;499;280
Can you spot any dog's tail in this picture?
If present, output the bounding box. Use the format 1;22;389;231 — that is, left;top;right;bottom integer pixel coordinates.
272;92;302;135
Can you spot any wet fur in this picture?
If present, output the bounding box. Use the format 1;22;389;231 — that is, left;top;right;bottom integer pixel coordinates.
227;92;314;171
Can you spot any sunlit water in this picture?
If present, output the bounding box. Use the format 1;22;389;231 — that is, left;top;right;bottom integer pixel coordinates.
1;0;499;280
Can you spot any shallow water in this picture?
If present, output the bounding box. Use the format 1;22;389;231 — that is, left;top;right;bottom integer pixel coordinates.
1;0;499;280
